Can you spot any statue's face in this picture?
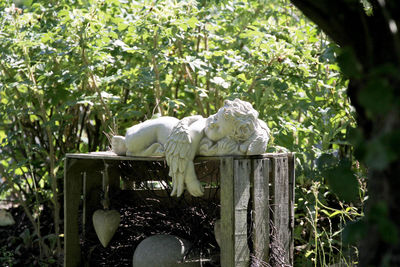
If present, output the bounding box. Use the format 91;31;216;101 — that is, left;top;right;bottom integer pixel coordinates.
205;108;234;141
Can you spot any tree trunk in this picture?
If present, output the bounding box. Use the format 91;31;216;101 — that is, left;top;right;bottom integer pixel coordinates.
290;0;400;265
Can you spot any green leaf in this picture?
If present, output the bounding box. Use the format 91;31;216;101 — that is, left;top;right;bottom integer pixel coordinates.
329;210;342;218
305;250;314;258
210;77;229;89
365;131;400;171
358;77;394;116
13;0;32;7
343;219;366;245
324;159;359;202
337;46;362;78
186;17;198;28
378;218;399;244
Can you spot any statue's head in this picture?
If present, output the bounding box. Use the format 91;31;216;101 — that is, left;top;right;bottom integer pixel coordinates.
205;99;259;142
203;98;269;155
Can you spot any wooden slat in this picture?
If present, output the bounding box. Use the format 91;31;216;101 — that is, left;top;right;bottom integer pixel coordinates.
288;153;296;265
234;159;251;267
220;157;235;267
252;158;270;263
271;156;291;264
66;151;291;161
64;158;83;267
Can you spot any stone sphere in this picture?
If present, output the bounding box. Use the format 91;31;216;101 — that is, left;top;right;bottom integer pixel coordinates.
132;234;200;267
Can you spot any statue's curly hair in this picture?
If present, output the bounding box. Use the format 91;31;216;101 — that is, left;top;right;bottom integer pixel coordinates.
199;99;270;155
222;99;259;141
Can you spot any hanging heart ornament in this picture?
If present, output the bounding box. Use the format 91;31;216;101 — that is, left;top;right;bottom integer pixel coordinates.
92;209;121;247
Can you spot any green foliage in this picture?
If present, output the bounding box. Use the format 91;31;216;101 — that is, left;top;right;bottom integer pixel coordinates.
0;245;15;267
0;0;364;265
320;157;359;203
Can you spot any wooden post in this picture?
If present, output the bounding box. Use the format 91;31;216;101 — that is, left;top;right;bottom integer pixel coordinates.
220;158;251;267
252;158;270;263
271;156;291;265
64;158;83;267
288;153;296;265
220;157;235;267
233;159;251;267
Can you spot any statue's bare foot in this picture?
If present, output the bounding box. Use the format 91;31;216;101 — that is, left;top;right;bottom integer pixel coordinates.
185;175;204;197
111;136;127;155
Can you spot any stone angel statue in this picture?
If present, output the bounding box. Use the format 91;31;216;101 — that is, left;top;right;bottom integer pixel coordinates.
111;99;270;197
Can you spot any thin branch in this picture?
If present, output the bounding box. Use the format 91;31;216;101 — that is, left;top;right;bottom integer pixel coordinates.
183;63;207;117
176;40;206;117
152;30;164;116
81;44;115;132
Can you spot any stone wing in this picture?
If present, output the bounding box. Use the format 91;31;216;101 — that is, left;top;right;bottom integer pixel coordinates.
165;116;202;196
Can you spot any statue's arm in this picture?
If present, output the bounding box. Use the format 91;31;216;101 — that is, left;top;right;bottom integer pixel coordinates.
180;115;203;126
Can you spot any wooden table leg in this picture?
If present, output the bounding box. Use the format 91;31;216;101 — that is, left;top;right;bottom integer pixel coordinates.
64;158;83;267
65;158;104;267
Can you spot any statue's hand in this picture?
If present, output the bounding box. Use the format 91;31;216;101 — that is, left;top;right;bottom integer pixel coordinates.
199;138;216;156
216;137;238;155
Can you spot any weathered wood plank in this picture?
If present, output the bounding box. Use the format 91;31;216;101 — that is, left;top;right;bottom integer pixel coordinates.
234;159;251;267
64;158;83;267
66;151;291;161
220;157;235;267
66;151;165;161
271;156;291;265
252;158;270;264
288;153;296;265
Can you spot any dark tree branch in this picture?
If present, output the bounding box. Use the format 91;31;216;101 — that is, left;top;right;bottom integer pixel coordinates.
291;0;400;67
290;0;366;45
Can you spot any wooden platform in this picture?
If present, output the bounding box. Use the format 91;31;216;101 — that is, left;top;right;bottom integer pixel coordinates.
64;152;295;267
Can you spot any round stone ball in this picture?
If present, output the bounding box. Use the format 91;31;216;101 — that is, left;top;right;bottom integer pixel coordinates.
132;234;200;267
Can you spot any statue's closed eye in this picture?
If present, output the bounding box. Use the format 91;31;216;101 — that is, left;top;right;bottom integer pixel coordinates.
209;121;218;129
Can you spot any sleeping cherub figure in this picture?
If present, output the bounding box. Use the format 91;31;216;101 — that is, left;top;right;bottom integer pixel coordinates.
111;98;270;197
